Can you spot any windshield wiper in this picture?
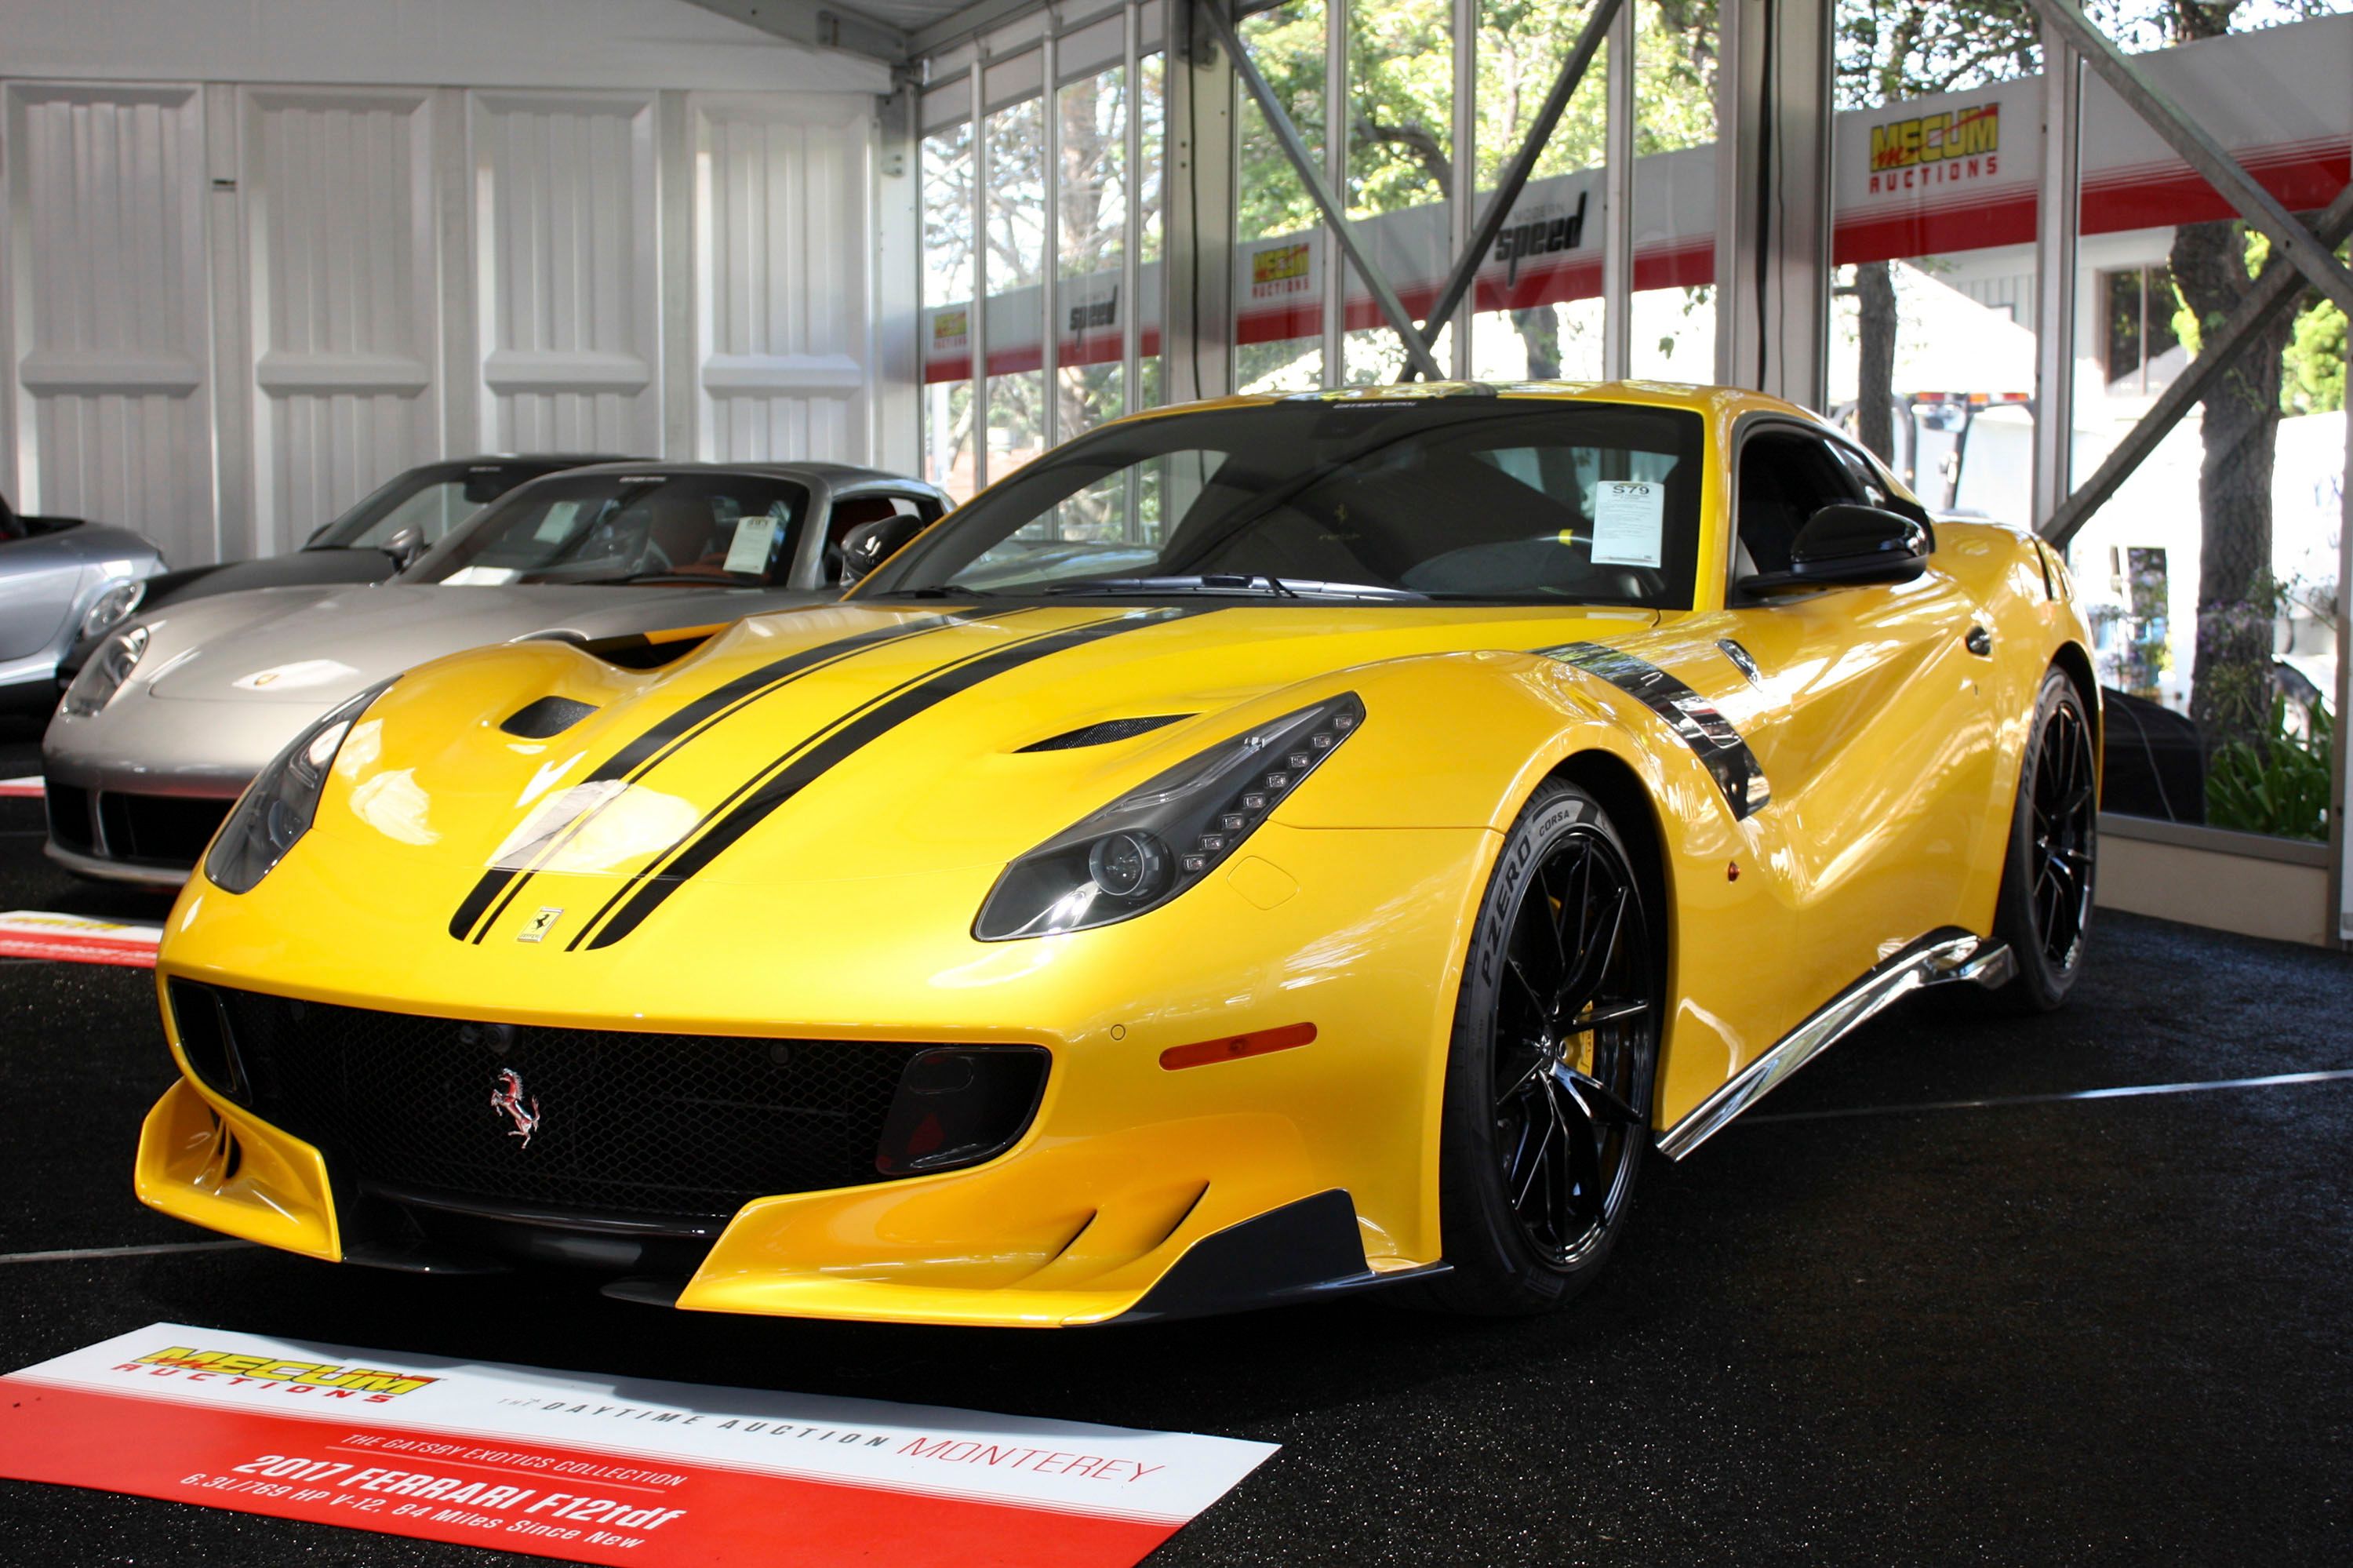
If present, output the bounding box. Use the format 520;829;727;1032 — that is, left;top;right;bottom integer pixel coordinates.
887;584;999;598
1037;573;1422;601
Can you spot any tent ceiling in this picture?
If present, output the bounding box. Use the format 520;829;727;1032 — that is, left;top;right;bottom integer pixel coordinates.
680;0;1044;64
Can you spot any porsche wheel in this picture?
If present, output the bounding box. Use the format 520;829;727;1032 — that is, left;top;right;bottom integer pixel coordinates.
1420;780;1660;1315
1991;668;2097;1012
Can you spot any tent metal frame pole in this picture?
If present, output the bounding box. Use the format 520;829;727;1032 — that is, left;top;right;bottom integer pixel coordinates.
1404;0;1625;379
971;53;991;490
2027;20;2078;533
2027;0;2353;319
1602;0;1635;380
1322;0;1348;384
1199;1;1446;380
2044;180;2353;549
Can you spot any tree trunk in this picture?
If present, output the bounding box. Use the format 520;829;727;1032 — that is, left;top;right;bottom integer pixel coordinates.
1854;260;1900;471
2169;217;2292;757
1511;307;1562;380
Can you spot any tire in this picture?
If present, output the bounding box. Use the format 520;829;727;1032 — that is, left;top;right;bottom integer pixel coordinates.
1413;780;1662;1316
1989;667;2098;1013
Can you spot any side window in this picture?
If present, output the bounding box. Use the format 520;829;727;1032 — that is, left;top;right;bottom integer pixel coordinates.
1735;430;1864;577
1828;442;1931;525
822;494;931;584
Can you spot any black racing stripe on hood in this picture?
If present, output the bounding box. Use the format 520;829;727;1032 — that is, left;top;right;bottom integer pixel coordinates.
1541;641;1773;820
575;606;1218;951
448;609;998;942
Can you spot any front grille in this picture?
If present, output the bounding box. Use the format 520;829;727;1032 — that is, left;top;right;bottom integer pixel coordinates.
96;791;231;865
170;981;1018;1225
45;784;95;854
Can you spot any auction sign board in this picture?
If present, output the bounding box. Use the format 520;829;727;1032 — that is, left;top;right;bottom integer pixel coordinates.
0;1324;1276;1566
0;910;162;967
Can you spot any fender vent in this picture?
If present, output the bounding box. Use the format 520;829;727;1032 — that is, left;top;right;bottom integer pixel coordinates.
501;697;598;737
1017;714;1191;752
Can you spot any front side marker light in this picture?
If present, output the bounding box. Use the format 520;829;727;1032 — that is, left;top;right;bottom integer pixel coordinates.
975;693;1365;940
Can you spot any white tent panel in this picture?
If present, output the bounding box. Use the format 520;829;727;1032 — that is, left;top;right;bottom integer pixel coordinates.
242;87;442;558
693;94;877;464
471;91;663;455
3;82;216;567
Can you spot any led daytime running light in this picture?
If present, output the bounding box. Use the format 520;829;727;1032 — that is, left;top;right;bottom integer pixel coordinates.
974;693;1364;940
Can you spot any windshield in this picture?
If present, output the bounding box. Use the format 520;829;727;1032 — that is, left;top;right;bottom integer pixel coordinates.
310;464;547;551
861;398;1707;607
404;472;809;588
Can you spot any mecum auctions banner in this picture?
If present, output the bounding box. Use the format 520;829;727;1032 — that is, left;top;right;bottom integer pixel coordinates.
0;1323;1277;1566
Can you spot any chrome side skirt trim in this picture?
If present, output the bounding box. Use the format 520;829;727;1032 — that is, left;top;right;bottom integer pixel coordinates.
1657;930;2013;1161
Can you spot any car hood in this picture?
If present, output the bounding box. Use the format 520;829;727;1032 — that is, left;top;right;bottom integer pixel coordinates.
145;549;396;609
139;581;829;706
320;598;1660;936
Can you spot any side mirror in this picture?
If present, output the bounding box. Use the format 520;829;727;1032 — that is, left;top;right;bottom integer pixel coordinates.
837;513;926;585
383;525;426;572
1740;504;1932;595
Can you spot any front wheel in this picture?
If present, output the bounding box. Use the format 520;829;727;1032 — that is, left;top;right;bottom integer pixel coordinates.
1990;668;2098;1012
1416;780;1661;1316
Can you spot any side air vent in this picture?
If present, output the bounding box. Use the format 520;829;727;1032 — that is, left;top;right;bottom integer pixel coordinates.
1017;714;1192;752
501;697;598;738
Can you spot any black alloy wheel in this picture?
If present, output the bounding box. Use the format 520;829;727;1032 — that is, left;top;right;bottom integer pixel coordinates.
1991;667;2098;1012
2028;695;2098;971
1417;780;1660;1315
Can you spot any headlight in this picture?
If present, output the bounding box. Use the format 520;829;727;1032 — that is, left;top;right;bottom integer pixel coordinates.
974;693;1365;940
203;681;395;893
60;625;150;716
78;578;146;642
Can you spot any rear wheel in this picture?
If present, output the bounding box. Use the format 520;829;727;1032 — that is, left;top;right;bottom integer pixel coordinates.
1417;780;1660;1315
1991;668;2098;1012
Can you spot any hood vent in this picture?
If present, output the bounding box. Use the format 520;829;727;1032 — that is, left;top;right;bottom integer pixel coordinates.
501;696;598;738
1017;714;1192;753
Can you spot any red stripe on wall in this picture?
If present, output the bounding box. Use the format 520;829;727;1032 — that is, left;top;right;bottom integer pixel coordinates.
926;140;2351;377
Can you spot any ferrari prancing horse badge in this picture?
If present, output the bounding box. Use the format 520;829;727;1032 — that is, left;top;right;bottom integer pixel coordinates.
518;907;562;943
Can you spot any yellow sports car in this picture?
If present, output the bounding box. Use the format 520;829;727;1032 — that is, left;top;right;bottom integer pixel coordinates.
137;382;2099;1326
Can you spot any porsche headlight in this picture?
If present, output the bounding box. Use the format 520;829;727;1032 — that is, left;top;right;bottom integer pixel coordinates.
78;578;146;642
60;625;149;716
203;680;395;894
975;693;1365;940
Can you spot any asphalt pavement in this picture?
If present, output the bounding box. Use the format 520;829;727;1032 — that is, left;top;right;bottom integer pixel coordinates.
1;711;2348;1565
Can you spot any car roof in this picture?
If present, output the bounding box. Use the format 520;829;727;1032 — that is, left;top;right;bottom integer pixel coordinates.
1107;379;1827;429
542;460;947;496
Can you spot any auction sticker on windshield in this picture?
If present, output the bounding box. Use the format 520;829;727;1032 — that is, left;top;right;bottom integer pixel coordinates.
0;1324;1277;1566
1589;480;1665;568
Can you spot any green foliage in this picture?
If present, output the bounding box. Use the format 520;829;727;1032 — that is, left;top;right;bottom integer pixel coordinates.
2282;296;2346;415
2206;697;2333;842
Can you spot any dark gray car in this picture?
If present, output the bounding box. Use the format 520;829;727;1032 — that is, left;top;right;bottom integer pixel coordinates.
54;454;630;685
45;461;947;884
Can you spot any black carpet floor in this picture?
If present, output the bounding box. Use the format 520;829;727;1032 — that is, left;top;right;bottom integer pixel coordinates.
1;713;2348;1564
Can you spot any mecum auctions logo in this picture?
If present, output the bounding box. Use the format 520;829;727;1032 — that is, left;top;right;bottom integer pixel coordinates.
125;1345;438;1397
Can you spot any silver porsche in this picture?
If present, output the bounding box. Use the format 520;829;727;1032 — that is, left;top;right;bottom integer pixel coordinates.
43;461;947;885
2;494;163;711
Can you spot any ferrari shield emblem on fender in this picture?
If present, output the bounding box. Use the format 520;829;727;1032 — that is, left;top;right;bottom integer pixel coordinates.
518;907;562;943
490;1068;540;1147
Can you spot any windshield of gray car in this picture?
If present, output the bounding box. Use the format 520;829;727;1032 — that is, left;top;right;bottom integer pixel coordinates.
858;398;1707;608
310;464;547;551
403;473;809;588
